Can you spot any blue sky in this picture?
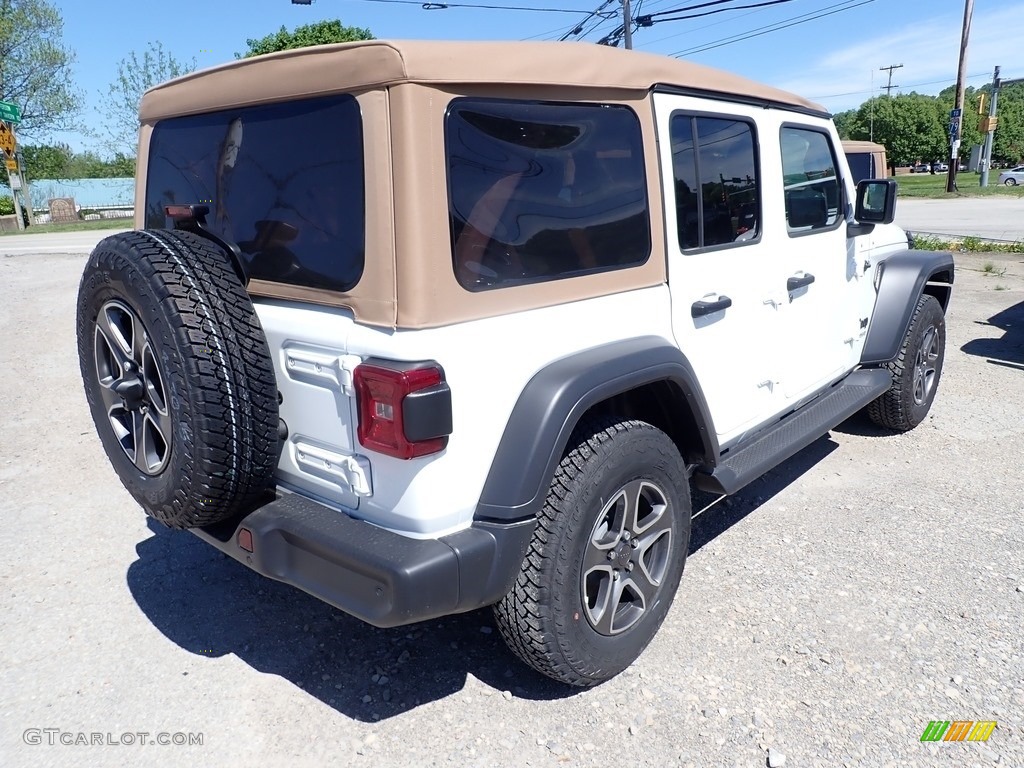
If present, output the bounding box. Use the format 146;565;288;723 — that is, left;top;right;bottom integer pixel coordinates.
46;0;1024;154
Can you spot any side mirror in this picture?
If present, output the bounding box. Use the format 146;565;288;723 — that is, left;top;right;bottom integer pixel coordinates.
855;179;897;224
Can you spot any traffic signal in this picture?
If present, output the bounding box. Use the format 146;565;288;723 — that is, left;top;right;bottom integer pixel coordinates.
977;93;987;114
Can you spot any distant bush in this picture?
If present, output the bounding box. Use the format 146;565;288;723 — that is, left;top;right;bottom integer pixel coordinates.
0;195;31;228
911;232;1024;254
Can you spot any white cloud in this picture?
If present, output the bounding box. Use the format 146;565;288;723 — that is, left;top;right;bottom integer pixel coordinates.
776;4;1024;111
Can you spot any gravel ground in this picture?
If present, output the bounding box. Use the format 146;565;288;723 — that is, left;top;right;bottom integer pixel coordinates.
1;245;1022;768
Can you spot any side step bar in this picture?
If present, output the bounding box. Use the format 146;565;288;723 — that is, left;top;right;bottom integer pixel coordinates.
694;369;892;495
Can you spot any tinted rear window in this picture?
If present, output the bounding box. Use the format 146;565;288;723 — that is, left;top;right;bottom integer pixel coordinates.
446;99;650;291
145;95;364;292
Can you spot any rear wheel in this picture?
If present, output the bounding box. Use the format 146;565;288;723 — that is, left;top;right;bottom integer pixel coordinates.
493;417;690;687
867;294;946;432
77;229;279;528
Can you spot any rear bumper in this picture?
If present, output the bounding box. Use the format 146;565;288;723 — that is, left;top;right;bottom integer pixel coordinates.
191;492;534;628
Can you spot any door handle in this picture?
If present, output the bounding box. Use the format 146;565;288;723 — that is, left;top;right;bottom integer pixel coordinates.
691;295;733;318
787;273;815;291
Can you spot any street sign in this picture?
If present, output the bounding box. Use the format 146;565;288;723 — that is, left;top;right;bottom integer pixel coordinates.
0;121;14;157
0;101;21;124
980;116;999;132
948;121;960;140
4;158;16;172
949;107;962;118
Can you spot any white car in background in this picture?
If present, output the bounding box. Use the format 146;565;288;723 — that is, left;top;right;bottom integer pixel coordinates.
997;166;1024;186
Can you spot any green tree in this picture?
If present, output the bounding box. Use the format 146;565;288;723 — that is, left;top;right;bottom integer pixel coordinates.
63;150;136;179
848;94;945;171
22;144;134;179
104;41;196;155
992;82;1024;166
21;142;74;178
238;19;373;59
106;153;135;177
832;109;863;141
0;0;82;136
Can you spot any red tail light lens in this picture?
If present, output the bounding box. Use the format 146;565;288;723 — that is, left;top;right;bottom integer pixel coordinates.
354;364;449;459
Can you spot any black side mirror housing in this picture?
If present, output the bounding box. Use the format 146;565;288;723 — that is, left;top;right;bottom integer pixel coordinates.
855;179;897;224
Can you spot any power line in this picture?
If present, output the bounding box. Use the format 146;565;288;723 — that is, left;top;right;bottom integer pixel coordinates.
641;0;800;24
670;0;874;57
517;0;616;42
637;2;776;46
352;0;595;13
560;0;619;40
810;72;989;100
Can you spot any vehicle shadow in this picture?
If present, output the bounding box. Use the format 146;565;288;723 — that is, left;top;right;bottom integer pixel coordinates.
127;435;837;722
689;434;837;553
961;299;1024;370
127;518;573;722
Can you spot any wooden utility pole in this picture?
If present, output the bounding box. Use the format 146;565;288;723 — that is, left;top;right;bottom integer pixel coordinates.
622;0;633;49
879;64;903;96
946;0;974;193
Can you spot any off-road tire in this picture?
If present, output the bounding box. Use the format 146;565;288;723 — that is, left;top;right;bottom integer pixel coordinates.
77;229;279;529
867;294;946;432
493;416;690;687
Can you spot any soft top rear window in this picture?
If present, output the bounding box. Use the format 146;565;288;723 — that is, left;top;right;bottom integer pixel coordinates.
446;99;650;291
145;94;364;293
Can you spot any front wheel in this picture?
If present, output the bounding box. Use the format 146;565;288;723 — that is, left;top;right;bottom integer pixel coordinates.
1006;178;1018;187
493;417;690;687
867;294;946;432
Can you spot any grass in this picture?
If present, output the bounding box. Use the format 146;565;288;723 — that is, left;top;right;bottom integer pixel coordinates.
911;233;1024;254
895;171;1024;199
0;218;132;235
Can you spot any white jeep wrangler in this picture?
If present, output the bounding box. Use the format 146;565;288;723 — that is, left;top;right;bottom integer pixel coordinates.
76;40;953;687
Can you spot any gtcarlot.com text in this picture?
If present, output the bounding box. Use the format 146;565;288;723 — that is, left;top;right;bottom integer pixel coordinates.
23;729;203;747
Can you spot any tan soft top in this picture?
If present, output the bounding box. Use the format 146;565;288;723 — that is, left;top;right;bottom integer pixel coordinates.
139;39;825;121
841;140;888;153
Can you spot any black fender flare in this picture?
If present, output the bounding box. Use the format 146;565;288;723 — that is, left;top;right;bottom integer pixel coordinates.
861;249;954;365
474;336;716;522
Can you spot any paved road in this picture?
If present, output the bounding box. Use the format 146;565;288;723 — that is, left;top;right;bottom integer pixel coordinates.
0;228;130;256
2;233;1023;767
897;198;1024;242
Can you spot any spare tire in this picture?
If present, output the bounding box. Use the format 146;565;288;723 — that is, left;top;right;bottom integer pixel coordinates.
76;229;279;529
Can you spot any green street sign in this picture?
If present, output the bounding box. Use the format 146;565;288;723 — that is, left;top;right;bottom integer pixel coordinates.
0;101;21;124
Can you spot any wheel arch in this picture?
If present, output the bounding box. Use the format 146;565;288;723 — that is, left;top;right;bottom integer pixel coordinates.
474;336;717;523
862;249;954;366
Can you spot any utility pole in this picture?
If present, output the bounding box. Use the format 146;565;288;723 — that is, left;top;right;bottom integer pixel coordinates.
622;0;633;49
879;63;903;96
980;70;1023;186
869;69;875;142
980;66;1001;187
946;0;974;193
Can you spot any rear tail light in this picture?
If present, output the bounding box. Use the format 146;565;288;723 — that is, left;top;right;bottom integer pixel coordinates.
354;362;452;459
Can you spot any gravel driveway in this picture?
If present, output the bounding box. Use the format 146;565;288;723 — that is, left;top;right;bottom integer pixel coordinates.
1;244;1021;768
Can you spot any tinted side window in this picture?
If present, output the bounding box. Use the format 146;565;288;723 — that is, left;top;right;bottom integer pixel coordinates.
780;127;841;233
146;95;365;293
670;114;759;251
446;99;650;291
